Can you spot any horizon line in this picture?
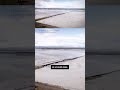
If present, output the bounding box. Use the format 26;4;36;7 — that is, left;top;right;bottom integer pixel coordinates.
35;8;85;10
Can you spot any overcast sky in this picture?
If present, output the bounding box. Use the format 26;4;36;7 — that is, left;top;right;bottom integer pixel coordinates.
35;28;85;48
35;0;85;8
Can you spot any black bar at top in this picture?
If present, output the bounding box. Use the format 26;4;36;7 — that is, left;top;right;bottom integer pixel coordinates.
0;0;34;5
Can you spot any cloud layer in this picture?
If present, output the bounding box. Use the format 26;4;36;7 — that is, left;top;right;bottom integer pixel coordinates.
35;28;85;48
35;0;85;8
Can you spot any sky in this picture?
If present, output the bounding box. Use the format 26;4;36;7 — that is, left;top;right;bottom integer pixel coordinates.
35;0;85;9
35;28;85;48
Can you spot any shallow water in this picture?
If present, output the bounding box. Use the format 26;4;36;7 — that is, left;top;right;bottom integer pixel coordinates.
35;49;85;90
35;49;85;66
35;57;85;90
36;11;85;28
35;9;84;19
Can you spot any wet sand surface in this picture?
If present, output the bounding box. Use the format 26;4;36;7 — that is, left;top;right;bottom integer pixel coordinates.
36;11;85;28
35;49;85;90
86;55;120;90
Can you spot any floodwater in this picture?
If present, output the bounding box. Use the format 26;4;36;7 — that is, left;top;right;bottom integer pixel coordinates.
35;9;68;20
37;11;85;28
35;0;85;28
35;49;85;90
35;49;85;66
35;10;85;28
35;9;83;19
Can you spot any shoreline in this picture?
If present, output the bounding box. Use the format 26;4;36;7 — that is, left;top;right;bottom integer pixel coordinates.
35;82;68;90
